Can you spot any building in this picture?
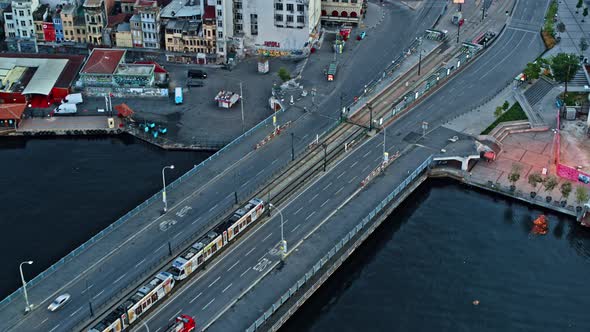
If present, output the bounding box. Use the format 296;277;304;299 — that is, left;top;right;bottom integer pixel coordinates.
79;48;155;87
72;5;87;43
3;0;40;52
32;3;48;41
114;22;132;46
161;0;202;23
223;0;321;59
60;3;75;42
52;5;64;42
164;19;214;63
0;104;26;129
83;0;107;45
0;53;85;106
132;0;161;49
320;0;363;25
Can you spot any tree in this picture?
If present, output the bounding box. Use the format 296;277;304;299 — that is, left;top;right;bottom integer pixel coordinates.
528;172;543;188
523;61;541;80
557;22;566;33
278;67;291;82
561;181;572;200
584;7;589;22
494;106;504;118
502;100;510;110
580;38;589;53
575;185;589;205
544;175;558;191
550;53;580;83
508;164;522;188
577;0;583;13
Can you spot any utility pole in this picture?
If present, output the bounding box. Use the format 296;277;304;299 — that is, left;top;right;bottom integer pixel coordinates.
457;21;461;43
368;103;373;131
291;132;295;161
482;0;487;21
322;143;327;172
417;37;423;76
240;81;245;134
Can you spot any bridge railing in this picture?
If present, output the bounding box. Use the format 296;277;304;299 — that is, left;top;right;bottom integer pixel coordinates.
0;107;288;310
246;155;433;332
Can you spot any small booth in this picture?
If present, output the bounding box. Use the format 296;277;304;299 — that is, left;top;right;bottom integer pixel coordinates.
215;90;241;108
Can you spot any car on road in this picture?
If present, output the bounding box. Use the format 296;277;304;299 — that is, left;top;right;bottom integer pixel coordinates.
187;79;205;87
188;69;207;79
47;293;70;311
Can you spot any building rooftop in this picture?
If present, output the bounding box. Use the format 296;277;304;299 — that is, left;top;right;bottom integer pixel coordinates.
134;0;157;8
117;22;131;32
32;4;49;21
0;104;27;121
203;4;214;20
61;4;76;14
161;0;201;19
0;57;68;95
81;49;126;75
108;13;131;28
115;64;154;76
83;0;104;8
0;53;85;90
166;19;201;35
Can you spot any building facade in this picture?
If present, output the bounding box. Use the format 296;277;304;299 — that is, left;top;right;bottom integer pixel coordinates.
3;0;40;52
83;0;106;45
320;0;363;25
132;0;160;48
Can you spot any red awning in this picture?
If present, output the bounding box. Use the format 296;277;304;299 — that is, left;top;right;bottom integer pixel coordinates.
0;104;26;120
115;103;134;118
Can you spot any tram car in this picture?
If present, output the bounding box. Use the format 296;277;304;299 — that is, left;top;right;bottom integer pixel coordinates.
169;198;265;280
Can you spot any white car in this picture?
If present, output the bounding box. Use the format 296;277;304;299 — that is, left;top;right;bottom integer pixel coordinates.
47;294;70;312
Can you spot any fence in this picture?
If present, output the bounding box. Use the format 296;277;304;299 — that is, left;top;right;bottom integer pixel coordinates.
0;105;289;310
245;155;433;332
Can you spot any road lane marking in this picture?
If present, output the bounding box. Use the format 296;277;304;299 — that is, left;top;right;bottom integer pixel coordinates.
350;161;358;168
363;150;371;158
191;216;202;225
306;211;316;221
113;273;127;284
245;247;256;257
208;276;221;288
190;292;203;304
348;176;358;184
69;306;83;317
92;290;104;299
153;244;165;254
362;165;370;172
272;158;278;164
256;169;265;177
203;298;215;310
321;199;330;208
323;182;332;191
335;187;344;195
49;324;60;332
34;318;48;329
173;232;182;239
337;171;346;179
310;193;319;202
262;232;273;242
291;224;301;233
240;179;251;188
374;156;382;162
171;309;182;320
134;258;146;268
222;283;233;293
81;284;94;294
209;203;219;212
227;260;240;272
240;268;250;277
294;207;303;215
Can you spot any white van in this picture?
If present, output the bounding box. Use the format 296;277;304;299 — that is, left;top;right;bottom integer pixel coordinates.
54;103;77;115
61;93;83;105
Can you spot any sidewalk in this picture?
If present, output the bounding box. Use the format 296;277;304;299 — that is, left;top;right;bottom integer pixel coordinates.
546;0;590;58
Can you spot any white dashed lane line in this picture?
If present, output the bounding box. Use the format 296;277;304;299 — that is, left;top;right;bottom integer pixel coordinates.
208;276;220;288
190;292;203;304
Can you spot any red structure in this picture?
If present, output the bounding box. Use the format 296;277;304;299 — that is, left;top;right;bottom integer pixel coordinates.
42;22;56;42
165;315;195;332
0;104;26;128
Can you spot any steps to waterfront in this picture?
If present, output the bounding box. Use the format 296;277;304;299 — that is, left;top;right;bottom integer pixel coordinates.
523;77;556;107
513;88;548;128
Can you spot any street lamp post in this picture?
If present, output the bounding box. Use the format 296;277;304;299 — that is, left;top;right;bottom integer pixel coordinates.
322;143;328;172
269;203;287;258
19;261;34;313
417;37;423;76
291;132;295;161
162;165;175;213
239;81;245;135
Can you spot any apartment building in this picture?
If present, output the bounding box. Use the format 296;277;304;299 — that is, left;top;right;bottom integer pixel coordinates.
3;0;40;52
83;0;106;44
320;0;363;25
223;0;321;58
131;0;160;48
32;3;47;41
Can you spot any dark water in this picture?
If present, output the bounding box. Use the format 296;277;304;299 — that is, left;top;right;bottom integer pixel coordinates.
282;179;590;332
0;135;209;298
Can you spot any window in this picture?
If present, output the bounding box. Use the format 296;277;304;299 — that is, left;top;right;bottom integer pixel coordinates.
275;3;283;10
8;32;15;37
297;4;304;12
236;12;242;20
286;3;293;11
18;10;23;16
22;30;27;36
297;15;304;23
21;21;26;27
6;14;12;20
217;9;222;17
275;14;283;22
217;20;222;27
217;31;223;38
286;15;293;23
250;13;258;35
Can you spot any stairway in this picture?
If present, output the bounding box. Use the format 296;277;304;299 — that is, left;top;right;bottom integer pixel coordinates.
524;76;555;107
514;89;547;128
568;68;588;88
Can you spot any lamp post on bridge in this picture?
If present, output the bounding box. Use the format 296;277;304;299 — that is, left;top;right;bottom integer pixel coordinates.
19;260;34;313
269;203;287;258
162;165;175;213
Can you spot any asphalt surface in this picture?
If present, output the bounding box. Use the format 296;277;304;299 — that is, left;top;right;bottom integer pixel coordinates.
0;1;443;331
140;0;550;331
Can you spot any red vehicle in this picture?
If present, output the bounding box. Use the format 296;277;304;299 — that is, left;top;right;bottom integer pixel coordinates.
165;315;196;332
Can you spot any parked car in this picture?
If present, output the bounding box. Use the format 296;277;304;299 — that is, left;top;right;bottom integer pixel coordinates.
187;79;204;87
47;294;70;312
188;69;207;79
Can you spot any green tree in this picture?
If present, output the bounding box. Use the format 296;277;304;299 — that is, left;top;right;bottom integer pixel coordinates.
561;181;572;200
528;172;543;188
508;164;522;187
577;0;583;13
278;67;291;82
584;7;589;22
575;185;589;205
557;22;566;33
544;175;558;191
502;100;510;110
524;62;541;80
550;53;580;83
494;106;504;118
